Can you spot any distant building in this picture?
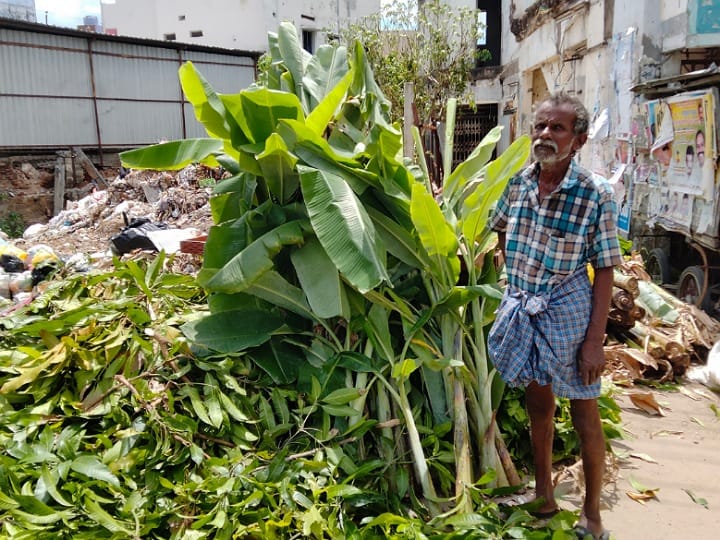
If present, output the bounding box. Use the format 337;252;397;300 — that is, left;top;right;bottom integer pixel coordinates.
78;14;102;33
0;0;35;22
100;0;381;52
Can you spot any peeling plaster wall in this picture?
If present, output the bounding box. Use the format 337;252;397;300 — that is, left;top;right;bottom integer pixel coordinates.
501;0;673;173
661;0;687;19
662;12;689;53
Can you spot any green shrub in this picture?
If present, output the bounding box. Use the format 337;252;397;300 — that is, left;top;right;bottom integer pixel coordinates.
0;211;25;238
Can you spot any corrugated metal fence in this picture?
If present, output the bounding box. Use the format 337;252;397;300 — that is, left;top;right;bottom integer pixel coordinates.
0;18;259;161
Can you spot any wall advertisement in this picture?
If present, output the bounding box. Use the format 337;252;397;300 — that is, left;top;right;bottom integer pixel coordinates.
645;88;719;233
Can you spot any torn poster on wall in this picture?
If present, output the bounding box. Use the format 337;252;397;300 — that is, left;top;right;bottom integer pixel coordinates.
647;89;717;199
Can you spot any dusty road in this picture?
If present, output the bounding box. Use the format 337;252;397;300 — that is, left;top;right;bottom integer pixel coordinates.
559;381;720;539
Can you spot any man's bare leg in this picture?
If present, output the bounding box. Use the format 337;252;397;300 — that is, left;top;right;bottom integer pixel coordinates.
526;382;557;513
570;398;606;537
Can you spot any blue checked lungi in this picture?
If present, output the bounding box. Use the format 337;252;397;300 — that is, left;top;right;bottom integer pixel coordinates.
488;267;600;399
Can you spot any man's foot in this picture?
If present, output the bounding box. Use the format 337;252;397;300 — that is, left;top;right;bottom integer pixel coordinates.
528;495;560;518
529;506;560;519
574;515;608;540
497;494;559;518
574;524;610;540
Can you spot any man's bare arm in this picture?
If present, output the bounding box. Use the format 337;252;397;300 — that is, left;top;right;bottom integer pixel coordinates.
579;266;614;385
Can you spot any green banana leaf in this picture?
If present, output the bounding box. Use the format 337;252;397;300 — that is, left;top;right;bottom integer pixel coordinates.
245;271;315;321
248;340;302;384
120;139;222;170
303;44;350;111
347;42;392;128
291;238;350;320
410;182;460;286
432;284;504;315
256;133;299;204
179;61;242;143
365;125;411;199
444;126;503;207
200;224;252;275
277;119;359;167
182;309;285;354
209;173;257;224
306;69;353;137
366;206;427;269
200;220;310;294
298;165;390;294
461;135;531;243
226;87;305;145
278;21;310;109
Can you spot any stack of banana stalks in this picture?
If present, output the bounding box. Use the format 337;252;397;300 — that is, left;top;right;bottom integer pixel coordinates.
603;254;720;385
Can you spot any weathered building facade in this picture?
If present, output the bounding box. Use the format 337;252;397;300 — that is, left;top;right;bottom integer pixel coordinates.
478;0;720;309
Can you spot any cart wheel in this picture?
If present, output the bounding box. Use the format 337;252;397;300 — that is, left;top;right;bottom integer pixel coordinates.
646;248;671;284
677;265;712;311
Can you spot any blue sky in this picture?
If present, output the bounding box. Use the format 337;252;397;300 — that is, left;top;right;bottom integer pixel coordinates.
34;0;103;27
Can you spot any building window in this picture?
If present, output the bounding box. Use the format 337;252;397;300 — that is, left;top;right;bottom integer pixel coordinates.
178;15;186;21
477;10;487;46
164;33;176;41
477;1;500;67
190;30;203;38
302;30;314;54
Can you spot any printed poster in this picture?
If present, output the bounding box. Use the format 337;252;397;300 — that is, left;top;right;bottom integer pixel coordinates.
645;88;718;231
666;91;714;197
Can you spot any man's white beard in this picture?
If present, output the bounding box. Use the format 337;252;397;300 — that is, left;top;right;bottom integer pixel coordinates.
532;139;573;164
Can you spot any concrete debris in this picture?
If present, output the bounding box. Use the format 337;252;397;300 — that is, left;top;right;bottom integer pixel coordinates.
3;164;221;303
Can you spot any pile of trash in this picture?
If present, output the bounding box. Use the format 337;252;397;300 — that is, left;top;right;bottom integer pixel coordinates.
0;239;61;305
17;164;217;255
1;164;221;306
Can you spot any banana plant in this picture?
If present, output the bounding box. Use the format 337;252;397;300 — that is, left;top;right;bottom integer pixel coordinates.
120;21;529;517
407;98;530;507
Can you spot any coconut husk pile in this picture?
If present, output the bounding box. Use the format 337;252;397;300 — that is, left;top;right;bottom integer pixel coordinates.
603;254;720;386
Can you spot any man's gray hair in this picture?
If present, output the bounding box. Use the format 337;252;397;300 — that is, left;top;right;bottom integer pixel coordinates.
537;92;590;135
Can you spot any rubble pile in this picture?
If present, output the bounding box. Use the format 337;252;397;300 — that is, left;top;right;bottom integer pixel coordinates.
18;165;217;255
1;165;221;305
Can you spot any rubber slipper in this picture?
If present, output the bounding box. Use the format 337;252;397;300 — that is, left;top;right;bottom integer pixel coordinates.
574;525;610;540
498;500;559;519
530;507;560;519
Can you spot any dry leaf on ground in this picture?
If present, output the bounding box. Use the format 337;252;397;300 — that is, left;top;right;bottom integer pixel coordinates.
678;386;702;401
629;391;665;416
650;429;684;438
683;489;709;509
626;475;659;505
629;452;658;464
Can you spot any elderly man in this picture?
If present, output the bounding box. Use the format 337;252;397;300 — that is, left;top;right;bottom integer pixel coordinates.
488;92;622;540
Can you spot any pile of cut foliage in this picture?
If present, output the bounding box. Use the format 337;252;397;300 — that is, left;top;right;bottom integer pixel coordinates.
0;23;616;538
0;255;583;538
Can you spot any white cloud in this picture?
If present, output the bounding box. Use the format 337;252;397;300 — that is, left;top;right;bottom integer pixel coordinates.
35;0;101;28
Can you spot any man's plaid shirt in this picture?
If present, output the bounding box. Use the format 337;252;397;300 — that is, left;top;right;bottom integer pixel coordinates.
489;159;623;295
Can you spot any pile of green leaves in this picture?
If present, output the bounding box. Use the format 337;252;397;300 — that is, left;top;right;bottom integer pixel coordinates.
0;256;579;538
120;17;537;514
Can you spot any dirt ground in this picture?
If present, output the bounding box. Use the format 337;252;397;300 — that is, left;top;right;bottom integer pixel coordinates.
558;381;720;539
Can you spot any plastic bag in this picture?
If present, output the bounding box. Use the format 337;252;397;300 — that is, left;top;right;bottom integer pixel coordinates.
110;214;168;255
